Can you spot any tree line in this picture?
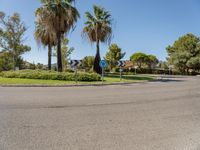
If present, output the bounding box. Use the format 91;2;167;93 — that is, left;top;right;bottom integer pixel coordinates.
0;0;200;75
0;0;159;73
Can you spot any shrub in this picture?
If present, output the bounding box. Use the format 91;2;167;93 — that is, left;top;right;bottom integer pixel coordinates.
76;72;101;81
113;68;184;75
0;70;101;82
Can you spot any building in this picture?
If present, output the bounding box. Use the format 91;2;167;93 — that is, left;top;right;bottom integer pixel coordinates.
123;60;134;69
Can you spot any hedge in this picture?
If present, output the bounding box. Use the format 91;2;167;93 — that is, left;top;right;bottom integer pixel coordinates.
114;68;183;75
0;70;101;82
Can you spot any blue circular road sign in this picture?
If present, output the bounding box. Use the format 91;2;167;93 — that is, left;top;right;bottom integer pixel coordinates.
99;60;108;69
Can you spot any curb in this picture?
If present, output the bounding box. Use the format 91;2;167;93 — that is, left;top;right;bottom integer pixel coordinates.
0;81;151;88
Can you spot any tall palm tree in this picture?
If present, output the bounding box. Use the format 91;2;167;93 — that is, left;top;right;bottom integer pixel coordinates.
36;0;80;72
83;5;112;74
35;18;57;70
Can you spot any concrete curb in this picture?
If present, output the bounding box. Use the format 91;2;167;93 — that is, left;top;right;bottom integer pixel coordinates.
0;81;152;88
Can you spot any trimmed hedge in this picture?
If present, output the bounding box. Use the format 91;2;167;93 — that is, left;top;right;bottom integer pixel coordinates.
114;68;183;75
0;70;101;82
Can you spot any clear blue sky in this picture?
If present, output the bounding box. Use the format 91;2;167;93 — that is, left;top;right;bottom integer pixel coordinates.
0;0;200;64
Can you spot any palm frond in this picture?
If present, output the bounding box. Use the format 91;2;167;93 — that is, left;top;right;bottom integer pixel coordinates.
83;5;113;44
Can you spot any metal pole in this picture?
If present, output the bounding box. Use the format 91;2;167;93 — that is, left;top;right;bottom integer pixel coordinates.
102;68;104;83
120;67;122;81
75;68;78;84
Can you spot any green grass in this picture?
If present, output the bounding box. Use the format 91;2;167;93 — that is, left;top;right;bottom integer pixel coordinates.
0;75;154;85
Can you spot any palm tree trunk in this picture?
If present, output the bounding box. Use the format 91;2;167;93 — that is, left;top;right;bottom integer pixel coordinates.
94;25;102;74
48;44;52;70
57;32;63;72
93;40;102;74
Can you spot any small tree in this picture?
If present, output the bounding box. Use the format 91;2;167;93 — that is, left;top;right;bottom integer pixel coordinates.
158;61;169;70
0;51;13;71
82;56;95;71
0;12;31;70
130;52;147;69
29;62;36;70
53;38;74;71
146;55;159;69
36;63;44;70
105;44;125;71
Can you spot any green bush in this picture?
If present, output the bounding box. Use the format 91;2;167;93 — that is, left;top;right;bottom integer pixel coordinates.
114;68;184;75
0;70;101;82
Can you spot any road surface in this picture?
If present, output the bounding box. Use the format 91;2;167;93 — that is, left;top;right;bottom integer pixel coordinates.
0;76;200;150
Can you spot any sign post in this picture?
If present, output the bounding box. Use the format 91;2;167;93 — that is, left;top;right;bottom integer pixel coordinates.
119;67;123;81
99;60;108;83
70;60;82;83
117;61;126;81
102;68;104;83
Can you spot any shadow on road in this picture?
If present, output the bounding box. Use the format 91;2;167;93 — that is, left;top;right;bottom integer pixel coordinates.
150;78;185;83
158;75;196;79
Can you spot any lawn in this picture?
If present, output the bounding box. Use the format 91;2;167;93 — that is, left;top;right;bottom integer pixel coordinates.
0;75;154;86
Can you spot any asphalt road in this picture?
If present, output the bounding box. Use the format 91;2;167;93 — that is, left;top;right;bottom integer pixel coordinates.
0;76;200;150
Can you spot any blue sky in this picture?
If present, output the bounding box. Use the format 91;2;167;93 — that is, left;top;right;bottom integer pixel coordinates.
0;0;200;64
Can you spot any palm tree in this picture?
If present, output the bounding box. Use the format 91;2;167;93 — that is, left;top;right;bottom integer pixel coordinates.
36;0;80;72
52;38;74;71
83;5;112;74
35;18;57;70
